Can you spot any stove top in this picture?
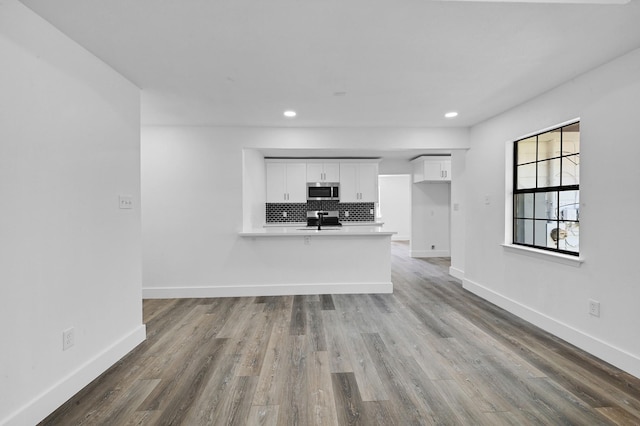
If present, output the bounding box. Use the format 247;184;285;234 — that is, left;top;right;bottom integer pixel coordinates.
306;210;341;227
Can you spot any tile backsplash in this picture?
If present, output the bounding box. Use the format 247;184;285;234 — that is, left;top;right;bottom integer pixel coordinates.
266;202;375;223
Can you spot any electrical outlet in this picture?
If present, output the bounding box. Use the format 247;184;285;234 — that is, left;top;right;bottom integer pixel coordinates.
344;211;349;217
431;245;435;250
282;211;287;218
63;327;75;350
119;195;133;209
589;299;600;317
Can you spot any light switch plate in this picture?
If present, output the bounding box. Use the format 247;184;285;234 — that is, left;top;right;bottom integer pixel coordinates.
119;195;133;209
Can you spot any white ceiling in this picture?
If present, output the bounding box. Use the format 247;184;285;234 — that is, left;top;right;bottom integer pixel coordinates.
19;0;640;129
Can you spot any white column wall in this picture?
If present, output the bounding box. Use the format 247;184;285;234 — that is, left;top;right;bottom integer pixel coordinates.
464;48;640;377
449;150;467;280
410;182;451;257
378;175;411;241
0;2;144;424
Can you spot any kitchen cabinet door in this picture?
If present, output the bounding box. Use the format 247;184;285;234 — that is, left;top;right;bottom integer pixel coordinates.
339;163;378;202
413;158;451;182
440;160;451;181
423;160;444;181
266;163;306;202
307;162;340;182
357;163;378;202
285;163;307;202
306;163;324;182
339;163;359;202
322;163;340;182
266;163;287;202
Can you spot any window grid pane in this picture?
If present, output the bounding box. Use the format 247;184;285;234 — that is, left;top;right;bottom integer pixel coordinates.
513;122;579;256
517;163;537;189
561;154;579;186
534;192;558;220
538;129;562;161
517;137;537;165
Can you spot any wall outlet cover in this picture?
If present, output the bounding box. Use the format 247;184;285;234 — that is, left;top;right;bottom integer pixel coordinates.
63;327;75;350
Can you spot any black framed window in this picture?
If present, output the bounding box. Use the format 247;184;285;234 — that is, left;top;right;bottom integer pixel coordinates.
513;122;580;255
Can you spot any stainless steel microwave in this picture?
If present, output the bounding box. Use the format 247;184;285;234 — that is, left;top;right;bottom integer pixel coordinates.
307;182;340;201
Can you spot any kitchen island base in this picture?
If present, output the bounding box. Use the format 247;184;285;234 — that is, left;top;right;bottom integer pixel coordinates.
144;229;394;298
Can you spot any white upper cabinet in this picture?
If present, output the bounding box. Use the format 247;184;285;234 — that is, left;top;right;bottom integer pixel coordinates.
266;162;307;202
339;162;379;202
412;156;451;182
306;162;340;182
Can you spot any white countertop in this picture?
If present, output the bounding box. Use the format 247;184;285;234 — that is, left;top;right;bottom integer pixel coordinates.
263;221;384;228
240;225;395;237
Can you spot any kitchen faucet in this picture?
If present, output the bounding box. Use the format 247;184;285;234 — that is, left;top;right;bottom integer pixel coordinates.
317;211;327;231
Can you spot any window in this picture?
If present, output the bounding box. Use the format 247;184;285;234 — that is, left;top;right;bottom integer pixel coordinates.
513;122;580;255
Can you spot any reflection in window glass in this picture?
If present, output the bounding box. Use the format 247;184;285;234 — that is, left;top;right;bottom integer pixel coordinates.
559;190;580;221
561;154;580;185
559;221;579;253
563;123;580;155
535;219;552;248
514;219;534;245
517;163;536;189
534;192;558;220
515;193;534;218
517;137;537;165
537;158;561;188
538;129;562;161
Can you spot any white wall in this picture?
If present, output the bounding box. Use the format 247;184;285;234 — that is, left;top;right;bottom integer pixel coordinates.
410;181;451;257
449;150;467;280
378;175;411;241
242;149;266;231
142;126;468;294
0;2;144;424
463;48;640;377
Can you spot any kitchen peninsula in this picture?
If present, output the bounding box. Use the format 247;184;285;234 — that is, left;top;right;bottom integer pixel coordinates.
236;156;394;297
239;225;395;295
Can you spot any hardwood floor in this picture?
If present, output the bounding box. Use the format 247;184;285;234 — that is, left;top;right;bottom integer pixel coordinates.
41;241;640;425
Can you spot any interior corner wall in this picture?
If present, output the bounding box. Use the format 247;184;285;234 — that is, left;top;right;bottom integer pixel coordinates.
464;47;640;377
0;2;145;425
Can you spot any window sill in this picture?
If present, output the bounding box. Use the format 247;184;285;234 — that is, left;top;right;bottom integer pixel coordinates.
501;244;583;267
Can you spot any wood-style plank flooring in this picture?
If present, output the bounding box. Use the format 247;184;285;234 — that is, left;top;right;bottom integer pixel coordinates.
41;242;640;425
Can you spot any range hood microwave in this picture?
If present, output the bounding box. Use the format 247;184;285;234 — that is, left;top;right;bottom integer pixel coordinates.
307;182;339;201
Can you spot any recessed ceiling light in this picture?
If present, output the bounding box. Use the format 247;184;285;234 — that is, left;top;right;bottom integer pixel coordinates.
445;112;458;118
284;110;297;118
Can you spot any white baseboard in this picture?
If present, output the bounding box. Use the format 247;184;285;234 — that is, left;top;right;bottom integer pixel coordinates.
143;282;393;299
2;325;146;426
410;250;450;258
449;266;465;281
463;277;640;379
